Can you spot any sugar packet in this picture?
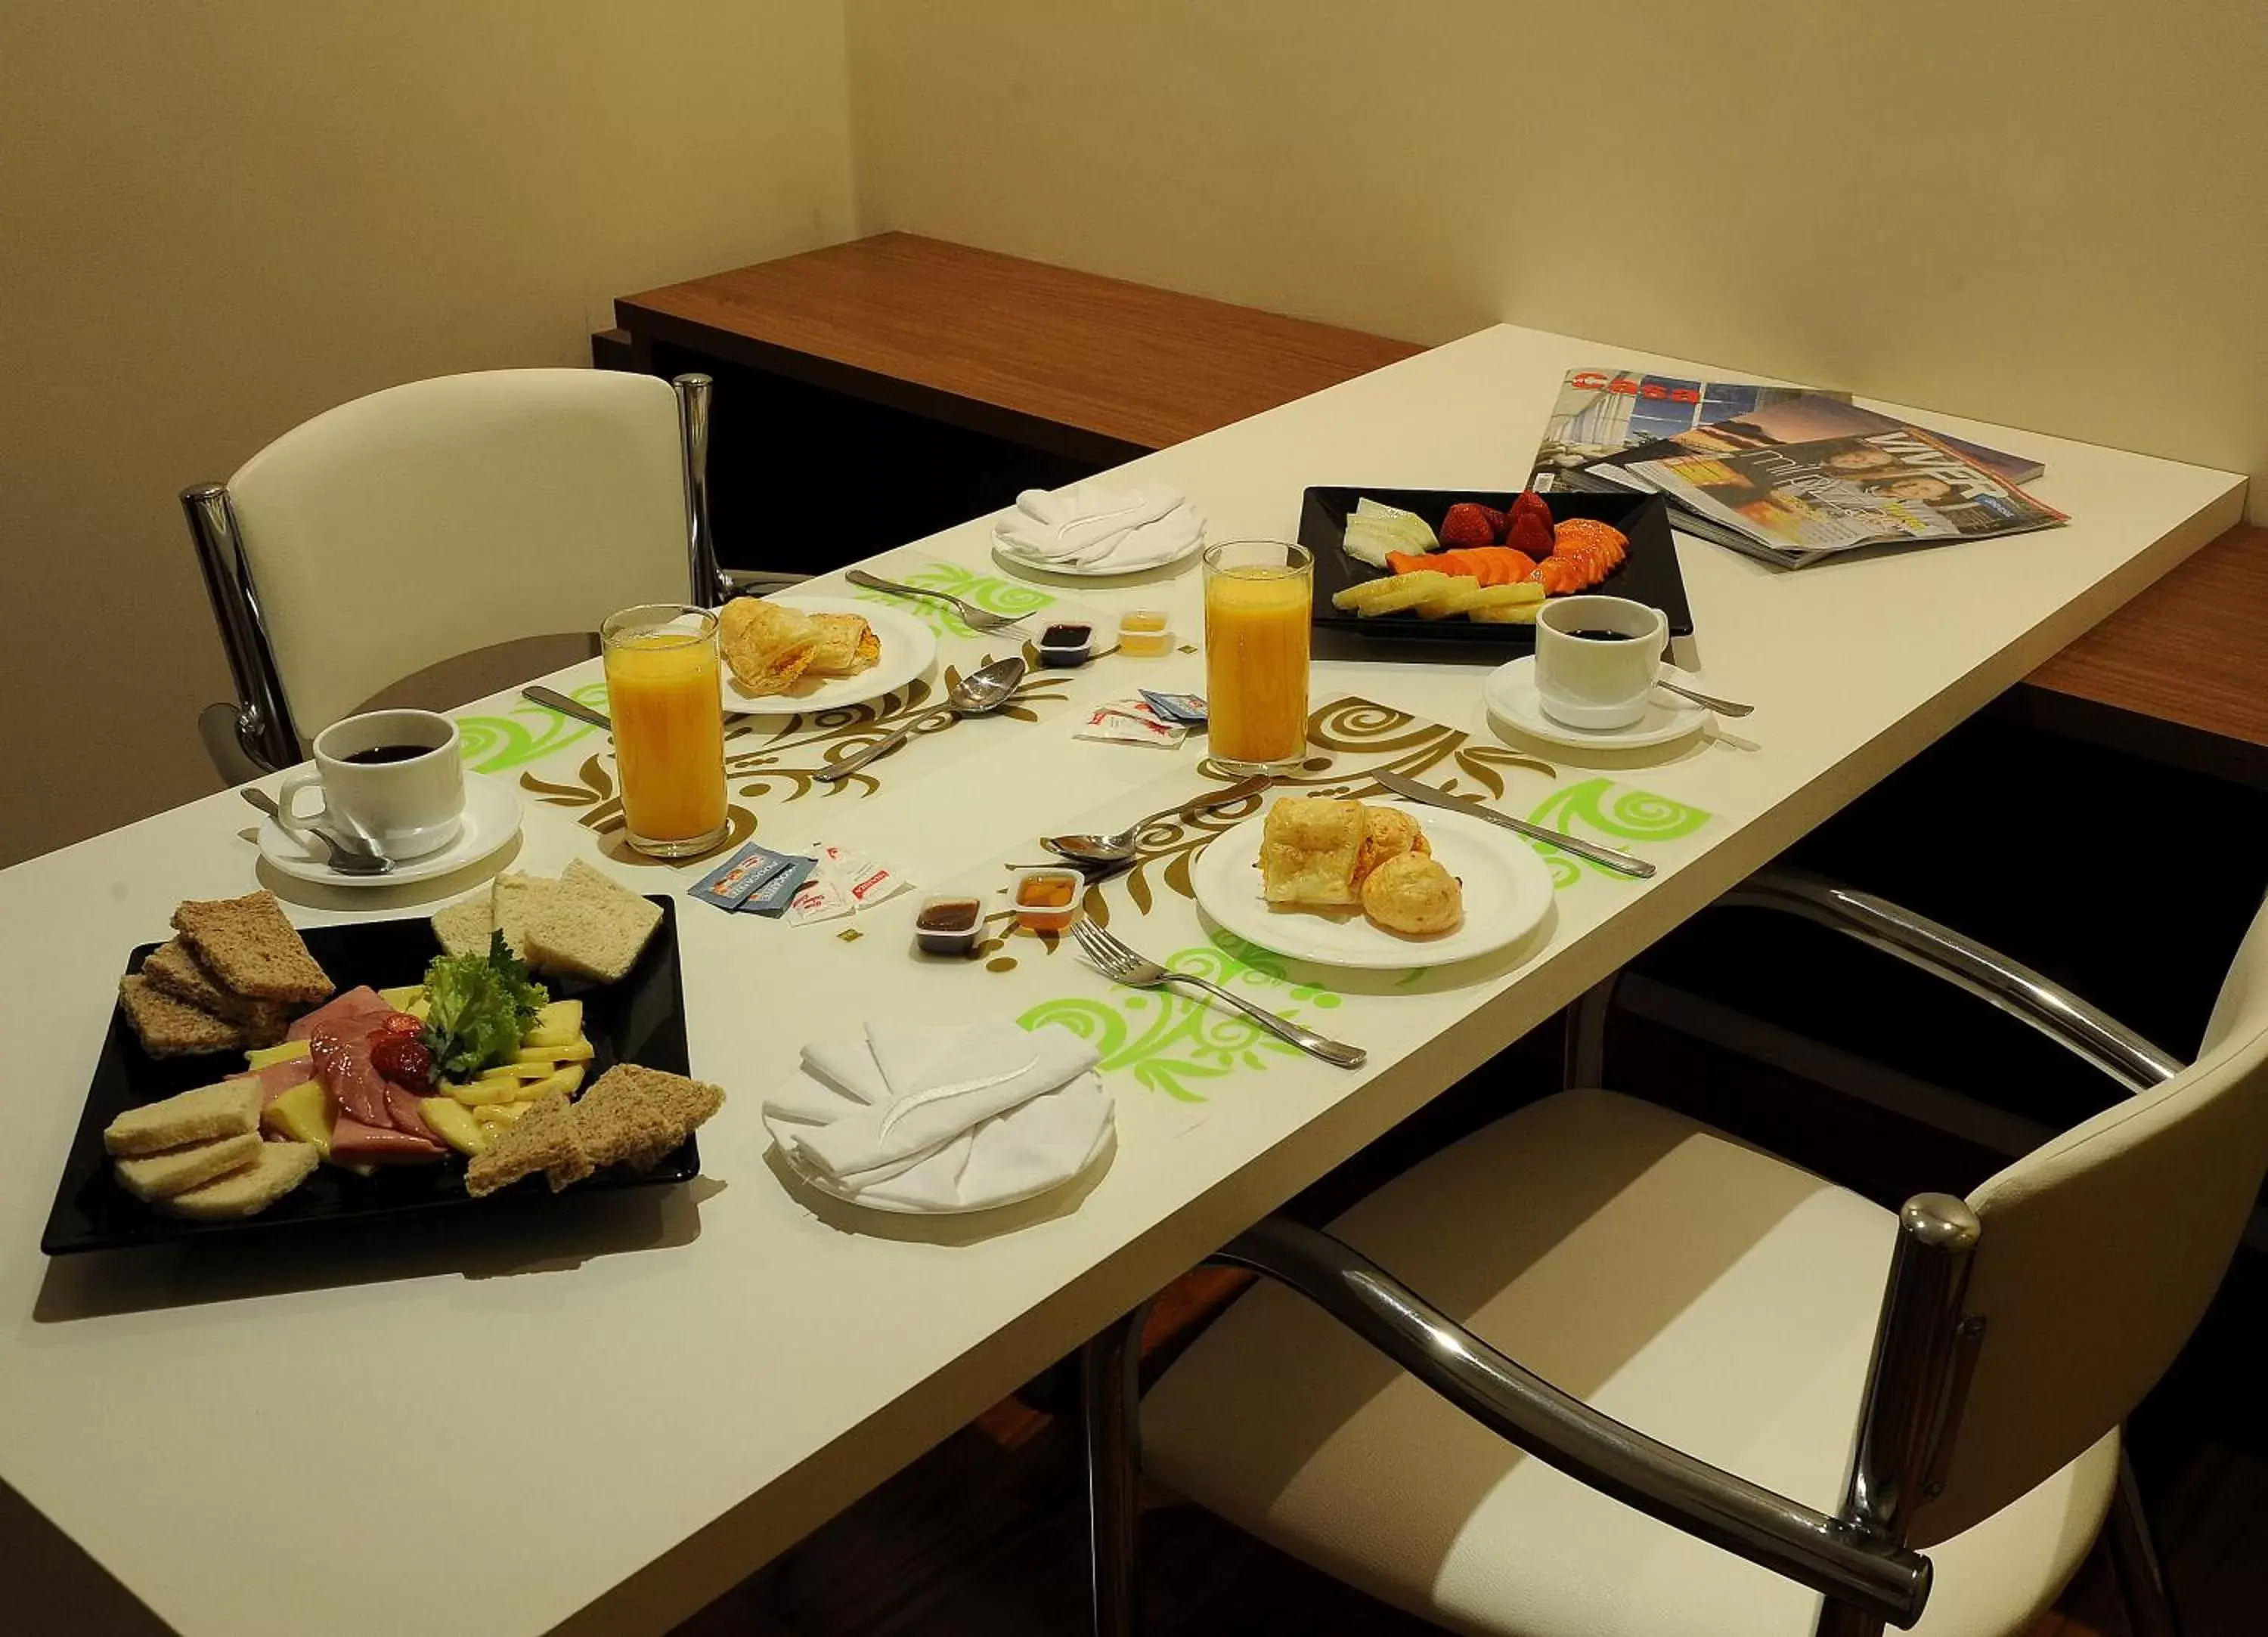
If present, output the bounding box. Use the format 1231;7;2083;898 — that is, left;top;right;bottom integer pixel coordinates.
1139;689;1208;726
1074;698;1187;747
689;842;803;911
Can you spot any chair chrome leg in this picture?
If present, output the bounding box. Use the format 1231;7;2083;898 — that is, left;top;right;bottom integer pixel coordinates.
2105;1448;2183;1637
1563;971;1620;1090
1082;1304;1149;1637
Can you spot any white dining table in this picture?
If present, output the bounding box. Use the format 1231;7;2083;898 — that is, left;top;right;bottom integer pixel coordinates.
0;323;2245;1636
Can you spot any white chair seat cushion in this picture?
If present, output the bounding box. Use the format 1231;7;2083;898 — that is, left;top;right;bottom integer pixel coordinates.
1144;1089;2115;1637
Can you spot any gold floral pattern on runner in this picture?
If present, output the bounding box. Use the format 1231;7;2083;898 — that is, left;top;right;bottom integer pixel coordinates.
516;650;1070;864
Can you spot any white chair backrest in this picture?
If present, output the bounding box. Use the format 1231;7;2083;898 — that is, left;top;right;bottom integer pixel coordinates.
228;369;689;736
1914;891;2268;1545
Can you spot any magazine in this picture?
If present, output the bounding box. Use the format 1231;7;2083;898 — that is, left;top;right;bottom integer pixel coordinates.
1627;427;2068;566
1530;367;1833;481
1572;390;2045;491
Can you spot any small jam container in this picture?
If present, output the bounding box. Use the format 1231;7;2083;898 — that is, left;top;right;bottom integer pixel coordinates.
1009;868;1083;933
912;893;984;956
1038;623;1095;668
1117;609;1172;658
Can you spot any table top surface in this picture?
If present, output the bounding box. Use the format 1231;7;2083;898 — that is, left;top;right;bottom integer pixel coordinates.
0;323;2243;1637
616;231;1424;452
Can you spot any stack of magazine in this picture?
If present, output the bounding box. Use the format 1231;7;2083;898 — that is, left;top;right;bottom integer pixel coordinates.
1531;368;2065;568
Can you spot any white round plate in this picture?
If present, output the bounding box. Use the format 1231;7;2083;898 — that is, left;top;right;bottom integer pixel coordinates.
720;596;938;716
1188;800;1557;970
762;1090;1116;1215
257;771;522;888
1484;655;1707;751
991;530;1207;579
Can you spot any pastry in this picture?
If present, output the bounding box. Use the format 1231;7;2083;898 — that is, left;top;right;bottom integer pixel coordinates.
1258;797;1365;906
1359;853;1463;937
720;598;821;696
1351;806;1430;890
804;612;881;676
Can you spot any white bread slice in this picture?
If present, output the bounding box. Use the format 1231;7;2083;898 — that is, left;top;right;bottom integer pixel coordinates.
103;1079;263;1156
114;1132;264;1202
429;892;494;958
160;1140;320;1219
491;872;557;961
523;860;660;983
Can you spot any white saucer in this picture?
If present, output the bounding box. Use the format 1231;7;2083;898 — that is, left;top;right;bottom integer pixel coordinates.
720;596;938;716
257;772;523;887
1484;656;1708;751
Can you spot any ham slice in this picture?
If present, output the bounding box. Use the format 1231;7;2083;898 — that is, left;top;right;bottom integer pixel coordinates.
329;1115;445;1165
308;1028;393;1128
231;1057;321;1107
288;986;393;1042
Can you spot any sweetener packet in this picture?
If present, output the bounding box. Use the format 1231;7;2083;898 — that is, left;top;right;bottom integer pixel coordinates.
1139;689;1208;726
1074;698;1186;747
689;843;800;911
743;853;818;916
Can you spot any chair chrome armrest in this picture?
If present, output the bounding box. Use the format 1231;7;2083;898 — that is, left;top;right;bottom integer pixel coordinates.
1722;866;2183;1094
1207;1216;1932;1629
181;484;302;773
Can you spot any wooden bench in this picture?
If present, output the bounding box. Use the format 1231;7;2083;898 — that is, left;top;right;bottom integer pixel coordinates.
600;232;2266;769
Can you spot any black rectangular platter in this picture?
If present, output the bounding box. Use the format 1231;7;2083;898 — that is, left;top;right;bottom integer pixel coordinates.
42;898;695;1255
1299;486;1691;652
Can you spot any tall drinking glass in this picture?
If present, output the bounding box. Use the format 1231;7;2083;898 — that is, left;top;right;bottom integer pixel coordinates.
600;603;728;858
1202;540;1312;774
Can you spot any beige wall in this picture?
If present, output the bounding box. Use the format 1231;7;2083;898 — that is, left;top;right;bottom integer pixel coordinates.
845;0;2266;512
0;2;855;866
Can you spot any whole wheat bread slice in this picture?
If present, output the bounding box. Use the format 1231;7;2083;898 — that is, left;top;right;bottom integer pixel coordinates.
569;1063;723;1168
116;975;253;1059
464;1091;592;1197
172;890;333;1004
140;939;287;1042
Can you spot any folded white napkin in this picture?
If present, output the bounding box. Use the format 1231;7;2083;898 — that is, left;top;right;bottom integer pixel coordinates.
762;1020;1113;1212
993;481;1205;571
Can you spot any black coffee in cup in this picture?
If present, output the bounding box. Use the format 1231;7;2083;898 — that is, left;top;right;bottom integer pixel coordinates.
1564;629;1637;642
341;743;438;766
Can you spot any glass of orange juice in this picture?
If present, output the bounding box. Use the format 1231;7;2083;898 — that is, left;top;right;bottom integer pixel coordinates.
1202;540;1312;774
600;604;729;858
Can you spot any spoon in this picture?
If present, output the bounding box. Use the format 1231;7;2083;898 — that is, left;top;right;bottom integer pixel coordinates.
240;788;393;876
1656;676;1755;718
815;657;1027;782
1042;774;1273;865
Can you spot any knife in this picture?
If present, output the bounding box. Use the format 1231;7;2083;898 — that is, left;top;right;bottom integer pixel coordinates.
1371;770;1656;880
522;686;612;732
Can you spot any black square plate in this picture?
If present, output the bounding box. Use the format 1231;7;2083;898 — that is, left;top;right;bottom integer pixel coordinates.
1299;487;1691;651
41;898;695;1255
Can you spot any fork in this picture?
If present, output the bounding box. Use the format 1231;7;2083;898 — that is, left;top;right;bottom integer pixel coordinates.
844;569;1033;634
1071;921;1367;1069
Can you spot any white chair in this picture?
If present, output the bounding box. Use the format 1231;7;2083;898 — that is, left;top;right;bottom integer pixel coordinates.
1085;872;2268;1637
182;367;733;774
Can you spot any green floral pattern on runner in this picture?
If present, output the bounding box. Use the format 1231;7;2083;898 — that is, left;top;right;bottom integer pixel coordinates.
850;560;1056;639
457;681;609;772
1524;777;1712;887
1018;930;1343;1102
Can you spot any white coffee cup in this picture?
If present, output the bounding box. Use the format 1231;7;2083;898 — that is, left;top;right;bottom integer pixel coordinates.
277;709;466;860
1533;595;1668;731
